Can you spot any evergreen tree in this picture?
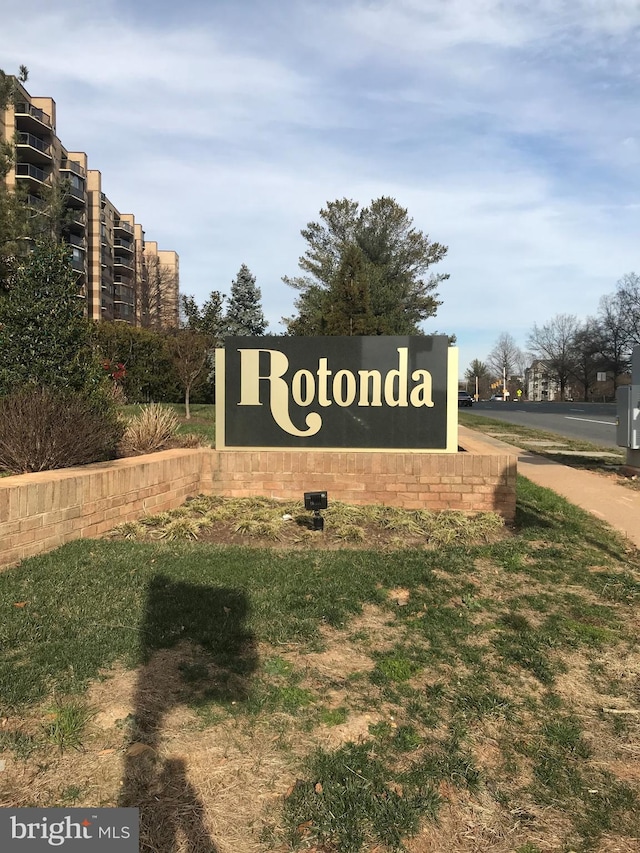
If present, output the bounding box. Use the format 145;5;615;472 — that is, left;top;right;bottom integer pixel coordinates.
225;264;268;336
180;290;226;344
464;359;492;400
324;244;378;335
283;197;448;335
0;240;102;395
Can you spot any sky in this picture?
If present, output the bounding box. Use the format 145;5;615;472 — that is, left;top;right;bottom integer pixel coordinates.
4;0;640;377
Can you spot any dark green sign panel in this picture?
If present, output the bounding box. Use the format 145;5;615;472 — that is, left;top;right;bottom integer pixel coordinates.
222;336;452;449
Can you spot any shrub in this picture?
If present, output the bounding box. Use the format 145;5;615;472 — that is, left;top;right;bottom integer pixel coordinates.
0;240;104;397
0;388;124;474
173;432;206;449
119;403;179;455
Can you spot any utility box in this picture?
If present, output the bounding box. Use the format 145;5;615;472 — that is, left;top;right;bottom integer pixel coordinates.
617;385;640;449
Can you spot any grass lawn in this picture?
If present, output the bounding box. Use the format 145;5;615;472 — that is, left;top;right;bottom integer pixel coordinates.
460;410;640;494
1;480;639;853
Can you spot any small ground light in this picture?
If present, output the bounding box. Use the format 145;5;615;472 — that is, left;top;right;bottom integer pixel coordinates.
304;491;327;531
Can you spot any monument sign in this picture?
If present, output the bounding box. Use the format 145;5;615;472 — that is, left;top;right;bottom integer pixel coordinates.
216;336;458;451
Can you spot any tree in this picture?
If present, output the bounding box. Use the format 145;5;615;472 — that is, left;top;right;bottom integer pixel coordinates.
0;240;101;396
178;290;227;404
226;264;268;336
166;330;209;419
570;320;602;401
1;67;74;291
141;254;179;330
181;290;226;343
324;244;378;335
487;333;524;381
1;69;28;291
597;290;632;385
464;359;492;400
615;272;640;348
92;321;179;403
283;197;448;335
527;314;581;401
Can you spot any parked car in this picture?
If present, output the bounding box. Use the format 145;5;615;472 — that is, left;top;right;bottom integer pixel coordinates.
458;391;474;407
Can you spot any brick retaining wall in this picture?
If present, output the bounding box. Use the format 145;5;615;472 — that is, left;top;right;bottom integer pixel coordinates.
0;431;516;569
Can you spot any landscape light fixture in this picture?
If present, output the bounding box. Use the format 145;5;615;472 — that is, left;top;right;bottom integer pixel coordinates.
304;491;327;531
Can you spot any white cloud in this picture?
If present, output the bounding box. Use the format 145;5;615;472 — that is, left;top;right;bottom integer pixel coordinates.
4;0;640;375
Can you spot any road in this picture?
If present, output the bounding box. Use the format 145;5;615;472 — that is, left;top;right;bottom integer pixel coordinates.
463;400;619;448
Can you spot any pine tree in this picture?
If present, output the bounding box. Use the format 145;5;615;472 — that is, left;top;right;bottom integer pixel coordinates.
324;245;378;335
180;290;226;344
283;197;448;335
225;264;268;336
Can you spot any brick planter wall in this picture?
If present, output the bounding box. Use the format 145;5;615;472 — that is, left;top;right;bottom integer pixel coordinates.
0;449;208;569
0;430;516;570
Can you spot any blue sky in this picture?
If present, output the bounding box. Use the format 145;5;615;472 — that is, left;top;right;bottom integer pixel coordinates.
4;0;640;376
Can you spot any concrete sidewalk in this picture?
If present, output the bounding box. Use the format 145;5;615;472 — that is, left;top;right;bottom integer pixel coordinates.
517;450;640;549
458;426;640;550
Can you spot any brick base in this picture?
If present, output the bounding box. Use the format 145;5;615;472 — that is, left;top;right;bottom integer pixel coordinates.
0;434;516;569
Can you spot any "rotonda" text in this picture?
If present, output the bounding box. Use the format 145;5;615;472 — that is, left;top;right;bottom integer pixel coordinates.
236;347;435;437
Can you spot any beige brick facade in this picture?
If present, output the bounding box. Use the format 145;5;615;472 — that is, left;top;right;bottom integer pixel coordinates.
1;77;178;327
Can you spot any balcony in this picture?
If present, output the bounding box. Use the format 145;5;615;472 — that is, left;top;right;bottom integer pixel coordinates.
26;193;46;210
67;233;86;249
114;219;134;236
114;293;135;307
114;237;134;253
114;256;134;272
71;256;85;274
67;210;86;233
64;182;86;208
15;162;49;186
16;132;52;164
14;101;53;133
113;304;134;323
60;159;86;178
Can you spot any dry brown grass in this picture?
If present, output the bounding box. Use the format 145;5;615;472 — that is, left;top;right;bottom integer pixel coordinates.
2;593;639;853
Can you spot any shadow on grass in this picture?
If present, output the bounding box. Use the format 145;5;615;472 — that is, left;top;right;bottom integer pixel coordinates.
118;575;258;853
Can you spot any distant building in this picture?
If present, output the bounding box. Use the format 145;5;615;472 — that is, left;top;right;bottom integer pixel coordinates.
525;360;560;401
1;77;178;327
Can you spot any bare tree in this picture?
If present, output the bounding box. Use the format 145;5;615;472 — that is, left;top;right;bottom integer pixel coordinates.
141;254;179;330
165;330;208;419
527;314;581;401
615;272;640;348
570;319;602;401
487;332;524;381
597;291;632;385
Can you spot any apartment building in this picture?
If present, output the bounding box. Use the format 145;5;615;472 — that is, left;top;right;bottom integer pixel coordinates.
1;78;178;327
525;359;560;401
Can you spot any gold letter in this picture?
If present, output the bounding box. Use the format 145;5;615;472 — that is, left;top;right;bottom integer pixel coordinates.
333;370;357;406
357;370;382;406
292;369;315;406
410;370;434;407
237;349;322;436
384;347;409;407
317;358;332;407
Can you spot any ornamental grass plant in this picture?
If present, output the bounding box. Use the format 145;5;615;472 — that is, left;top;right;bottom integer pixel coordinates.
118;402;180;455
